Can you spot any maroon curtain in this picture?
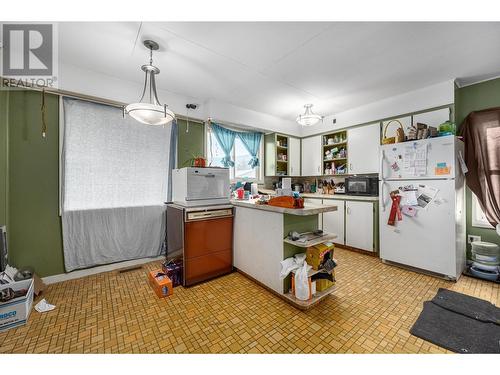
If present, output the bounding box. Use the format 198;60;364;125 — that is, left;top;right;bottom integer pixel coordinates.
459;107;500;227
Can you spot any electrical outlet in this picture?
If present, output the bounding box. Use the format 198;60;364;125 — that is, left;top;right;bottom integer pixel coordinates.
467;235;481;244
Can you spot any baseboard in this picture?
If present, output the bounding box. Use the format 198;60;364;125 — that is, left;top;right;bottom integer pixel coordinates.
380;258;457;281
335;244;378;257
42;256;166;285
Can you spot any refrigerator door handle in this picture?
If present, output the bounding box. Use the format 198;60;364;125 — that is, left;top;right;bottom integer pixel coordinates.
381;180;387;212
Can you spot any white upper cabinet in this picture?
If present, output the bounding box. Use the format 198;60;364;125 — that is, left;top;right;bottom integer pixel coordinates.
347;123;381;175
301;135;322;176
288;137;301;177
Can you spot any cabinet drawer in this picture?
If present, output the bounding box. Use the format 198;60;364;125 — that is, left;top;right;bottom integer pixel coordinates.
184;217;233;259
185;250;232;286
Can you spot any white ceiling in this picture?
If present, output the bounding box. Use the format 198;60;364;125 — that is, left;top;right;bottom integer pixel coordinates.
58;22;500;122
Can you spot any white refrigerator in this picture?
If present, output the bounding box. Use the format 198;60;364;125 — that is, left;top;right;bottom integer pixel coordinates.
379;135;466;280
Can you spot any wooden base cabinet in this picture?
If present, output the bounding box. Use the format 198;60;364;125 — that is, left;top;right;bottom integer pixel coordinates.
184;217;233;285
166;204;233;287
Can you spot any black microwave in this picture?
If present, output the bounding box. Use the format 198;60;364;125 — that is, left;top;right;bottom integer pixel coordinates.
345;176;379;196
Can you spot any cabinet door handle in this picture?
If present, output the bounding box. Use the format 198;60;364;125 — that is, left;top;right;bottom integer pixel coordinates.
346;207;351;214
349;163;353;171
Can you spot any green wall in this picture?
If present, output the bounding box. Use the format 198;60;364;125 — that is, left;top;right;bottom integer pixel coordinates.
0;91;8;225
0;99;206;277
177;119;205;168
455;78;500;254
2;90;65;277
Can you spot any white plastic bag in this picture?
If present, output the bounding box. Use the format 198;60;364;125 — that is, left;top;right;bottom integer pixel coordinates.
294;262;311;301
280;257;300;279
294;253;306;266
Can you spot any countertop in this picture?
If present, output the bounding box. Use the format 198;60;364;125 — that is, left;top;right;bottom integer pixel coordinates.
167;202;234;212
258;188;378;202
301;193;379;202
231;199;337;216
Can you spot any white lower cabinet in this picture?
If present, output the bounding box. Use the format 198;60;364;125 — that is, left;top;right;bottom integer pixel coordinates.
322;199;344;245
345;200;374;252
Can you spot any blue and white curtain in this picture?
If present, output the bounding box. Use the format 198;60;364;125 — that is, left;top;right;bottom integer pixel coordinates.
210;122;263;168
238;131;263;168
211;123;236;167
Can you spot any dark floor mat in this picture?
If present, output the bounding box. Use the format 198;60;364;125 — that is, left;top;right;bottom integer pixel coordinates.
432;288;500;325
410;300;500;353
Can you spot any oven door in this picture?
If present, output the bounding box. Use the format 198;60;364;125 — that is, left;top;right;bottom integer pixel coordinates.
345;177;370;195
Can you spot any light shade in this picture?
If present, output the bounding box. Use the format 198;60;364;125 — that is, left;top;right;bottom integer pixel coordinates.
125;40;175;126
296;104;322;127
126;102;175;126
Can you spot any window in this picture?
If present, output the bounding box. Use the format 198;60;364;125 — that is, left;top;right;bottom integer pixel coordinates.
472;193;494;229
206;126;263;182
61;98;171;271
62;98;171;210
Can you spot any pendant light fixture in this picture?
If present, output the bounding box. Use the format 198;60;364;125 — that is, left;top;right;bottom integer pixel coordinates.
296;104;323;127
124;40;175;126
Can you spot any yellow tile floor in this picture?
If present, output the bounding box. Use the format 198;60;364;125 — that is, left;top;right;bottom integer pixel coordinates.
0;248;498;353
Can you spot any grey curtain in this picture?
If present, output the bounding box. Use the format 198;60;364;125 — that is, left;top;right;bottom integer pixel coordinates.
167;119;178;202
460;107;500;227
61;98;171;271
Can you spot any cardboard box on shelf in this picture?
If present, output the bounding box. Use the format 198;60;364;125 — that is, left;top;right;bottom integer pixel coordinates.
0;278;34;332
147;269;173;298
306;242;335;270
315;278;335;292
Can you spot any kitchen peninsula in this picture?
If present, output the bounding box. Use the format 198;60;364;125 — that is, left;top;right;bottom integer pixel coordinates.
232;199;338;309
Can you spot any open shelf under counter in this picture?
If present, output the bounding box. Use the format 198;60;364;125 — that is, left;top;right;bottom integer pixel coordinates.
283;232;337;248
291;266;331;278
282;284;336;310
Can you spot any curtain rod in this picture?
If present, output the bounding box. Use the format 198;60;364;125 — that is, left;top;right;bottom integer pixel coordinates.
207;118;270;134
0;77;205;123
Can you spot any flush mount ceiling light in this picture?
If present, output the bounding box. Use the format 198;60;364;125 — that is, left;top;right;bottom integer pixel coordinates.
124;40;175;126
296;104;323;127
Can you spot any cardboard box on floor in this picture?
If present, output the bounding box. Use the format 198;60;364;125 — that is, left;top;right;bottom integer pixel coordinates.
0;278;34;332
148;269;173;298
33;274;46;296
